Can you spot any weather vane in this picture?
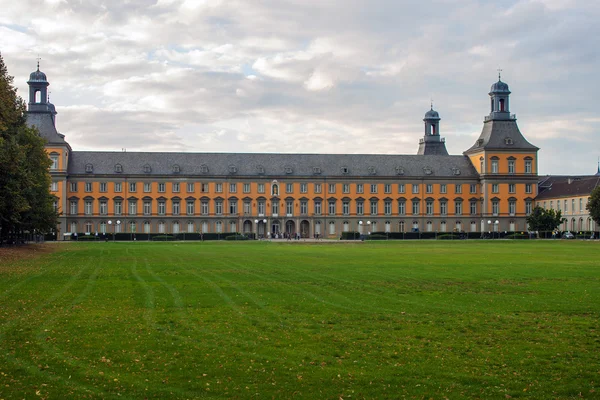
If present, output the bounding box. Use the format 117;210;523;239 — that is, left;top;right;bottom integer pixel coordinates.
36;55;42;70
497;68;503;80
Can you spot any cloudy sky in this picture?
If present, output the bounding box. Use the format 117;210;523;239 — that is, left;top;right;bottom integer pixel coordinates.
1;0;599;175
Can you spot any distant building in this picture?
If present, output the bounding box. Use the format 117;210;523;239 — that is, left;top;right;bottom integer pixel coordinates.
536;174;599;232
27;65;541;237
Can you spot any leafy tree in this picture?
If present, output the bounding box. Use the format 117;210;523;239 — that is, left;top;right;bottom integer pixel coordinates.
587;185;600;228
0;53;57;244
526;206;564;232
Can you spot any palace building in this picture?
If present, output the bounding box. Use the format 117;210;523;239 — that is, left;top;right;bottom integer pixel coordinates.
28;65;541;238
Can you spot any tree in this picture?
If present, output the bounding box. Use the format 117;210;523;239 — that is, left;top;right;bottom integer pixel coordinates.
526;206;564;232
0;53;57;244
587;185;600;229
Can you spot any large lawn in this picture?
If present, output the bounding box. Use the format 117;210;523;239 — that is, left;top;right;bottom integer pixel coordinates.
0;241;598;399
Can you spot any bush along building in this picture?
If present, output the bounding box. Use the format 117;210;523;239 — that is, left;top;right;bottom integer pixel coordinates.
28;66;542;239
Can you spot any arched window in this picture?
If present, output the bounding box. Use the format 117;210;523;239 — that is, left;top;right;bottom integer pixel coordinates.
385;221;391;233
144;221;151;233
216;221;222;233
158;221;165;233
329;221;335;235
426;221;433;232
440;221;447;232
343;221;349;232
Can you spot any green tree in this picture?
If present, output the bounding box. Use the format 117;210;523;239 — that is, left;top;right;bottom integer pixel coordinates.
586;185;600;229
526;206;564;232
0;53;57;244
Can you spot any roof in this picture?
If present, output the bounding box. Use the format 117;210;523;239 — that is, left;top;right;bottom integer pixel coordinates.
26;110;67;145
536;176;600;200
465;120;539;153
68;151;479;179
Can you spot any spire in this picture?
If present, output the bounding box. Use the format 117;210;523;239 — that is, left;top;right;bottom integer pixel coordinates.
597;158;600;175
417;104;448;155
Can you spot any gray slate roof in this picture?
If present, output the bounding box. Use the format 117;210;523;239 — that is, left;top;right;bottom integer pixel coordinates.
465;120;538;153
69;151;479;179
27;110;67;145
536;176;600;200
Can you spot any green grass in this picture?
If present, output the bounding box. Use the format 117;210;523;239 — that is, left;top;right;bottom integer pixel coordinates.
0;241;599;399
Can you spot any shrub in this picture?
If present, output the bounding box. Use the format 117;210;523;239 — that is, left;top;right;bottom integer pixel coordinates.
225;234;249;241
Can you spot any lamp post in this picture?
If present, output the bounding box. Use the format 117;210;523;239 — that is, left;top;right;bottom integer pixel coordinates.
108;220;112;241
494;220;499;238
358;220;363;241
367;220;371;239
254;219;258;240
487;220;492;239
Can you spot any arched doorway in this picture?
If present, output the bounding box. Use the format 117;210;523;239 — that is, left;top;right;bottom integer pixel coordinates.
285;220;295;235
271;220;281;235
243;220;253;234
300;220;310;238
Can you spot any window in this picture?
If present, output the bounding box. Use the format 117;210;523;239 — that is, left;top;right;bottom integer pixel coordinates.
564;199;568;213
114;200;122;216
244;201;251;215
509;184;516;193
343;201;350;215
215;201;223;215
356;201;364;215
328;184;336;193
187;201;195;215
84;200;92;215
187;183;194;193
50;182;58;191
329;221;336;235
384;184;391;194
356;184;364;194
328;201;336;215
440;184;447;194
314;201;322;215
143;183;151;193
525;159;532;174
426;201;434;215
128;182;136;193
412;201;420;215
286;200;293;215
412;184;419;194
173;221;180;234
370;184;378;194
129;200;137;215
258;183;266;193
480;157;484;172
100;200;108;215
300;200;308;215
115;182;122;192
492;200;499;216
173;183;180;193
188;221;194;233
158;222;165;233
143;201;151;215
243;183;251;193
158;183;166;193
398;200;406;215
70;182;78;192
455;184;462;194
258;200;266;215
509;200;516;216
100;221;107;234
272;201;279;215
572;199;575;213
399;221;405;232
470;184;477;194
370;200;378;215
100;182;107;192
343;184;350;194
229;183;237;193
53;200;58;212
158;201;166;215
426;184;433;194
50;154;59;170
455;201;462;216
526;201;532;215
84;182;92;192
384;200;392;215
201;201;209;215
201;183;209;193
144;221;150;234
172;201;180;215
492;184;499;193
508;159;515;174
215;183;223;193
230;221;237;233
115;164;123;174
491;159;499;173
579;198;583;211
525;184;532;194
470;201;477;215
229;200;238;215
286;183;294;193
398;184;405;194
440;201;447;216
314;184;322;194
85;222;93;233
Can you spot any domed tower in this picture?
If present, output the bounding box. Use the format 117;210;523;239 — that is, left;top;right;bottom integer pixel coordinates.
27;61;50;112
417;105;448;155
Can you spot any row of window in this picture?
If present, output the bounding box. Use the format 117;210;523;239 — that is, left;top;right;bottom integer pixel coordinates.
481;157;533;174
543;198;588;214
70;219;525;235
62;181;490;195
68;198;532;217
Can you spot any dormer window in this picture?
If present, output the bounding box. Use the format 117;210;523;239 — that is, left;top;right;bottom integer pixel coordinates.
284;166;293;174
85;163;93;173
504;137;514;145
228;165;238;174
341;166;349;175
477;139;484;146
172;164;181;173
368;166;377;175
143;164;152;173
114;164;123;173
452;167;461;176
423;166;433;175
313;167;321;175
395;166;405;175
256;165;265;175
